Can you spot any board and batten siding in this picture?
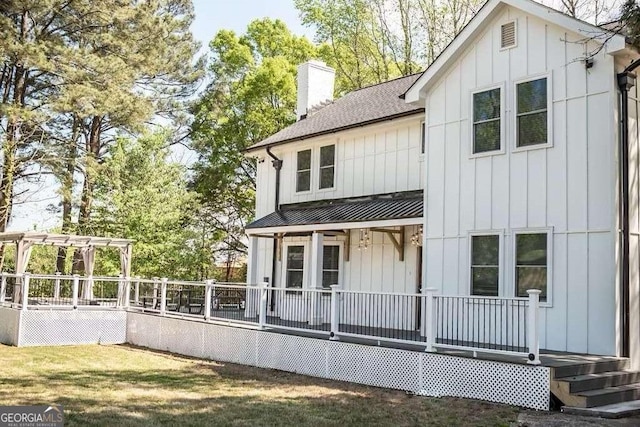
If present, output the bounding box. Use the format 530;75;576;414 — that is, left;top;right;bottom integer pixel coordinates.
423;6;618;355
250;116;425;298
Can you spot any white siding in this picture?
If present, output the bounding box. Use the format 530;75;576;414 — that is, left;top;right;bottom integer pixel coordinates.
423;7;617;355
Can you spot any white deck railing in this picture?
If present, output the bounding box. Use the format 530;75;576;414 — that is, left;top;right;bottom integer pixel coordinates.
0;272;541;364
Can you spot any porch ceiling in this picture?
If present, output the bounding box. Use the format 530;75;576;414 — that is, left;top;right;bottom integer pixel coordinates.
246;190;423;235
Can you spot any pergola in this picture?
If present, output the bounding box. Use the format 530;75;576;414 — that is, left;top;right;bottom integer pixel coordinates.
0;232;133;303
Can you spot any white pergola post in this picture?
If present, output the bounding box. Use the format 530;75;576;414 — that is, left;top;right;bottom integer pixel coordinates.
309;232;324;326
14;239;33;305
80;246;96;300
245;235;259;318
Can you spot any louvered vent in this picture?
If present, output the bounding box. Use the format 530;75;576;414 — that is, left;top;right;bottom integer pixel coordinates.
501;21;516;49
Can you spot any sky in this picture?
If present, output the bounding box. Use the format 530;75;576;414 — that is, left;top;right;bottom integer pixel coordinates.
10;0;312;232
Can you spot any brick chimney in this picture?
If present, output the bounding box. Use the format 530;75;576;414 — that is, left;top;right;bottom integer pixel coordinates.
296;60;335;120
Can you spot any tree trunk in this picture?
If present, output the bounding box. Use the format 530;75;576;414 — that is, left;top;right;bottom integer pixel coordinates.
56;117;80;273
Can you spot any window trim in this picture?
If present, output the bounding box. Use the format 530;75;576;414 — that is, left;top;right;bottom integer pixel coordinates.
512;73;553;152
469;82;506;158
321;241;343;290
282;242;308;293
295;148;313;194
468;230;504;297
511;228;553;307
317;144;337;191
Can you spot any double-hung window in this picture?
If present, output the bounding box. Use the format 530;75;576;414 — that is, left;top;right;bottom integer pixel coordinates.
319;145;335;189
285;245;305;292
470;234;500;296
516;77;548;147
472;88;502;154
515;232;548;302
296;149;311;192
322;245;340;289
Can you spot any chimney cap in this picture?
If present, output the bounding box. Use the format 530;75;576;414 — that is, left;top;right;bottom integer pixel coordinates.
299;60;335;73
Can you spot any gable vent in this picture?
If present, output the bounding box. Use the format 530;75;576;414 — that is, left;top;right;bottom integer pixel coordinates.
501;21;516;49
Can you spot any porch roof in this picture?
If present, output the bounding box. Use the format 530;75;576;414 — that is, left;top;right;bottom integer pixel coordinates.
246;190;423;235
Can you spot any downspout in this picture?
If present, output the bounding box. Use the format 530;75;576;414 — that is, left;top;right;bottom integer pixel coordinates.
617;60;639;358
266;146;282;311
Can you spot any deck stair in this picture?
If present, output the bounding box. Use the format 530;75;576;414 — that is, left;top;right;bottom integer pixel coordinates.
552;357;640;417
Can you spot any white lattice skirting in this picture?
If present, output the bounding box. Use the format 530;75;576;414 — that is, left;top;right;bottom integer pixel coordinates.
127;312;550;410
0;307;19;345
0;308;127;347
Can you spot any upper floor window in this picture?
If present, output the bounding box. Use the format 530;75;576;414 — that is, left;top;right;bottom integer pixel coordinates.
319;144;335;189
472;88;501;154
516;78;548;147
296;149;311;192
470;234;500;296
515;232;548;302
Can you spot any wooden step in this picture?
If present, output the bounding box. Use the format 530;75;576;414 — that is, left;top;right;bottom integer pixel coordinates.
552;359;629;379
555;371;640;394
574;383;640;408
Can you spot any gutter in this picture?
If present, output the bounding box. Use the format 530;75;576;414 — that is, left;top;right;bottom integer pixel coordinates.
617;58;640;358
265;147;282;311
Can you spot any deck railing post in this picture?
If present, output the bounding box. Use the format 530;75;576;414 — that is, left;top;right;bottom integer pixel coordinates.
152;278;159;310
330;284;341;341
72;274;79;309
204;280;213;320
259;281;268;330
20;273;30;311
425;288;438;352
134;277;140;305
160;278;168;316
53;272;61;301
0;272;6;303
527;289;541;365
124;276;131;308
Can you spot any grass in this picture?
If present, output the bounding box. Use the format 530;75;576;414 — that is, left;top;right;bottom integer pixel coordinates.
0;344;518;426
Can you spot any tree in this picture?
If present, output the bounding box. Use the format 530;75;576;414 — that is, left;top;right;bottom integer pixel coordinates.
90;132;196;278
621;0;640;50
190;18;317;273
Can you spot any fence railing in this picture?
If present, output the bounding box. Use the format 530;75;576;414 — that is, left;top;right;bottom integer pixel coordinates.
0;272;541;364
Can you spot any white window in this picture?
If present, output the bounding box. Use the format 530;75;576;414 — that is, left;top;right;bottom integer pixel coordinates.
470;234;500;296
319;144;335;189
514;232;549;302
285;245;305;290
322;245;340;289
516;77;548;148
296;149;311;192
472;87;502;154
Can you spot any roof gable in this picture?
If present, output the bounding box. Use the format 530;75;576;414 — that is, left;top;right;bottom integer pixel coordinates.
404;0;627;103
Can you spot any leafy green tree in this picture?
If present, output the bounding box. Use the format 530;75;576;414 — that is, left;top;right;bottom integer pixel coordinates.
89;132;196;279
190;18;317;271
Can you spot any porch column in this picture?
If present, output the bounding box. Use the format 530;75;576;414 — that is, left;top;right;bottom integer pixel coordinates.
309;232;323;325
245;235;259;318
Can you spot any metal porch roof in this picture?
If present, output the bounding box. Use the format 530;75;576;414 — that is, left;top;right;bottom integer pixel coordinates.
246;191;423;230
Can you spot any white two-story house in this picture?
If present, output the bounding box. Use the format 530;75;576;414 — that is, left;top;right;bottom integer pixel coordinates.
245;0;640;410
245;60;426;329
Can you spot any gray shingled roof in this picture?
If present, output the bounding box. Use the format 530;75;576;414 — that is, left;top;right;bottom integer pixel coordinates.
246;74;424;151
246;191;423;229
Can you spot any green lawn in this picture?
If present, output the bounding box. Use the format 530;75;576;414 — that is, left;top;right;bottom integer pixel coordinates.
0;344;518;426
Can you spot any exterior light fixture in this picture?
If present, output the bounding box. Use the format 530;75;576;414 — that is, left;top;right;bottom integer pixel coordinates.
411;226;423;247
358;229;370;250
